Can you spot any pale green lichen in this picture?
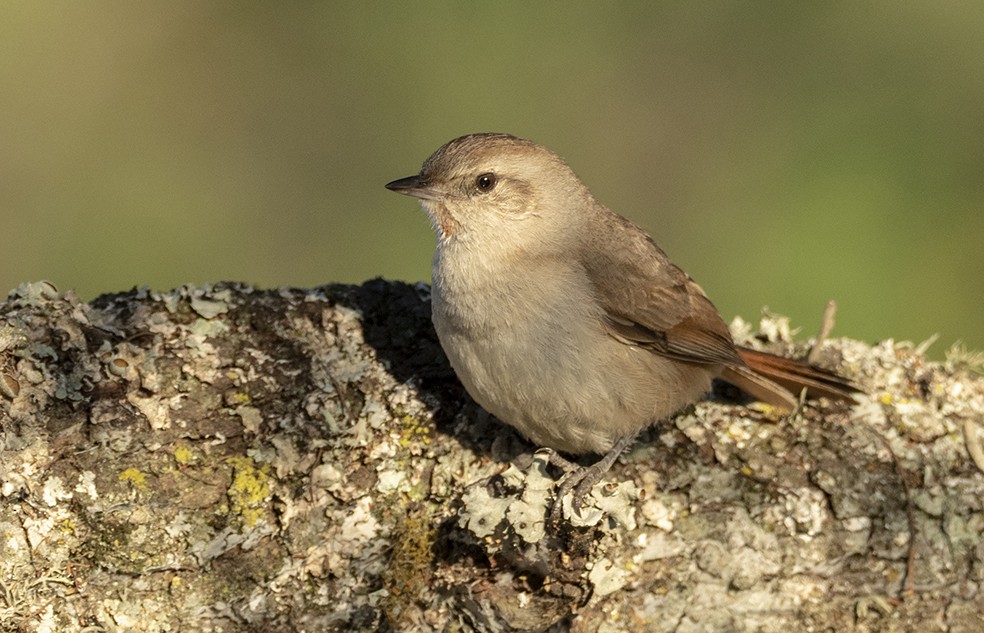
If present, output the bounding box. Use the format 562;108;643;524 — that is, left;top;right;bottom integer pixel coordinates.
235;405;263;433
505;453;553;543
190;297;230;319
460;483;512;540
587;557;632;597
459;449;640;547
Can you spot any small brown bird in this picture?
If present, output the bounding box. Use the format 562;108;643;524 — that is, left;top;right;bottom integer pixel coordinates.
386;133;854;512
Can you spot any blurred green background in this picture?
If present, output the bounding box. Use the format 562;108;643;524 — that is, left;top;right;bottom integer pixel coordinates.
2;3;981;352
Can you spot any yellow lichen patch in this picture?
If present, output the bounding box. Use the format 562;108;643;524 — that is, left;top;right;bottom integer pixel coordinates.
878;392;910;406
173;445;195;465
119;468;148;490
746;401;785;420
228;391;252;405
396;407;432;449
57;517;76;535
225;456;271;527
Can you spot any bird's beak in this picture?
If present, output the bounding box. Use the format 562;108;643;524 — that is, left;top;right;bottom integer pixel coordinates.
385;175;442;201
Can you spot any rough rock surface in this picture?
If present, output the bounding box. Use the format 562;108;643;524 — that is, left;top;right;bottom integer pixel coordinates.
0;280;982;632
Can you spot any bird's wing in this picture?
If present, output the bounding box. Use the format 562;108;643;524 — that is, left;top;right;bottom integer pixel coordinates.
582;212;742;367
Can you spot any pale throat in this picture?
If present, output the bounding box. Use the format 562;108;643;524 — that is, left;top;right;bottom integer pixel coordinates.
420;200;461;240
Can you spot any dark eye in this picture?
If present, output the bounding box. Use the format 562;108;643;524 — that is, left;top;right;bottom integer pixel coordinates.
475;172;497;192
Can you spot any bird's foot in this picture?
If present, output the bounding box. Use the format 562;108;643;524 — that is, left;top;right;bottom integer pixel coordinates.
544;434;637;522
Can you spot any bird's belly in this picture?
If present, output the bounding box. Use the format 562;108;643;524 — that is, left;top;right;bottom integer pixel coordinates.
434;303;713;455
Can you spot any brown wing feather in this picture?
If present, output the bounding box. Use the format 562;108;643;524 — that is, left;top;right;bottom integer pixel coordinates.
583;209;741;367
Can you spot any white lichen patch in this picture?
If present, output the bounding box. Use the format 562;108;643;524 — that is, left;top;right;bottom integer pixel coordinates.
639;496;677;532
41;476;72;506
781;487;830;539
757;311;795;343
587;557;631;597
128;391;173;430
505;453;554;542
74;470;99;501
376;468;406;495
565;480;639;529
326;497;380;573
236;405;263;433
460;450;639;555
633;530;688;563
460;482;512;539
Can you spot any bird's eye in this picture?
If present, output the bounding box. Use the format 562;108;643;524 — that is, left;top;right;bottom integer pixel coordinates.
475;172;497;192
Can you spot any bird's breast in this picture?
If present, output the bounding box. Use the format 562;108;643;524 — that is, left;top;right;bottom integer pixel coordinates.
430;244;596;340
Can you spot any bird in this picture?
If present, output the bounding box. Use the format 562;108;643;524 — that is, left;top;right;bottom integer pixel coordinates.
386;132;855;515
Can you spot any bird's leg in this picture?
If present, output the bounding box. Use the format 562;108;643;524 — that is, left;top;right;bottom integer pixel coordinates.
548;433;637;521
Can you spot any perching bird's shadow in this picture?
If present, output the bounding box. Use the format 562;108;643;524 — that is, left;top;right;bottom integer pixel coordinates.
326;277;526;461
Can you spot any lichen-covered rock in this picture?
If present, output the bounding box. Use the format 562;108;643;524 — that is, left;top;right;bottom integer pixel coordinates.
0;280;982;632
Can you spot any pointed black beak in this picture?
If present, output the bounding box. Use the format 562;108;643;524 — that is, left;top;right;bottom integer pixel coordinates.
385;174;440;200
385;175;423;192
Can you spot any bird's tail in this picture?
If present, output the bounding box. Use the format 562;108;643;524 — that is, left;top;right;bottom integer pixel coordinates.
719;346;858;413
